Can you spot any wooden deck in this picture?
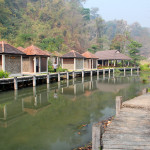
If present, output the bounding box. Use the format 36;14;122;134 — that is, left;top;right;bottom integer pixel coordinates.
102;93;150;150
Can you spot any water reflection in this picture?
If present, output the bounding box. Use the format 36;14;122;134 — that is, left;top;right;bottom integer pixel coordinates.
0;72;148;150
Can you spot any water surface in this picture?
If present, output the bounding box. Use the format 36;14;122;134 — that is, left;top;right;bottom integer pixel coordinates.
0;72;149;150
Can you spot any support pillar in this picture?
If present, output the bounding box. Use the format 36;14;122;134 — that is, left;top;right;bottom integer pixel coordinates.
103;69;105;75
82;70;84;78
72;71;75;79
34;56;36;74
46;57;48;72
14;77;18;90
39;57;41;73
124;67;126;77
58;72;60;82
108;60;109;67
97;69;99;77
128;61;130;67
74;58;76;71
47;73;50;84
131;68;133;76
21;55;23;74
66;71;69;80
92;123;102;150
90;70;92;77
114;60;116;67
116;96;122;116
102;60;104;67
33;75;36;87
61;58;63;68
2;55;5;71
92;59;94;69
109;68;111;78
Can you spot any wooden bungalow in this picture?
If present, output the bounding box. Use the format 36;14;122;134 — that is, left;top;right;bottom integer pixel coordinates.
51;51;61;65
61;50;85;71
95;50;132;67
0;41;25;76
82;51;98;69
18;45;50;74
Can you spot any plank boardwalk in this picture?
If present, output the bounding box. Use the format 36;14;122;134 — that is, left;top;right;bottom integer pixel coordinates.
102;93;150;150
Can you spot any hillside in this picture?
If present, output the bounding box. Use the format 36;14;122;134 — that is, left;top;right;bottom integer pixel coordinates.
0;0;149;56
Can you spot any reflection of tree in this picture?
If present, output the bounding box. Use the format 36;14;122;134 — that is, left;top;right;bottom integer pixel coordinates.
0;75;148;150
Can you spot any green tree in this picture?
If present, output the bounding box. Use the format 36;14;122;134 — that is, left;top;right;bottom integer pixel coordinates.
128;40;142;66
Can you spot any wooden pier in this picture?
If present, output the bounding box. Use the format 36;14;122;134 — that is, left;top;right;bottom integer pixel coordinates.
0;67;139;91
102;92;150;150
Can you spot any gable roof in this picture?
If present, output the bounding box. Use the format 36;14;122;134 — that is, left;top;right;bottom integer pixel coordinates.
23;45;50;56
82;51;98;59
0;41;25;55
95;50;131;60
17;47;25;52
61;50;85;58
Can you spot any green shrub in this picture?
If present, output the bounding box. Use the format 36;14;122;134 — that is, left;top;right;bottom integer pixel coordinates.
48;66;54;72
56;66;68;72
0;70;9;78
140;64;150;71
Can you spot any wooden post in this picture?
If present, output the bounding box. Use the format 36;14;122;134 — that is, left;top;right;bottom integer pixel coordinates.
72;71;75;79
66;71;69;80
90;70;92;77
2;55;5;71
74;58;76;71
109;68;111;78
82;70;84;78
92;123;102;150
131;68;133;76
103;69;105;75
97;69;99;77
14;77;18;90
47;73;50;84
33;75;36;87
34;56;36;74
39;57;41;73
116;96;122;116
21;55;23;74
58;72;60;82
124;67;126;76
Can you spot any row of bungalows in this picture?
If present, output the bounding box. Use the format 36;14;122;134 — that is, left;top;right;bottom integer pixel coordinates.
61;50;98;71
61;50;132;70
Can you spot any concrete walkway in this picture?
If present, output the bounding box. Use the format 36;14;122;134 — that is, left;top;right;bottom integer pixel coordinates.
102;93;150;150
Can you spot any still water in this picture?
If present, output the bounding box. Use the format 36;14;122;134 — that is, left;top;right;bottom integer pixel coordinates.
0;72;149;150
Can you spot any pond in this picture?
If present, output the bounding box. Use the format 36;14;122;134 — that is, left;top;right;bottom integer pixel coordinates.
0;72;149;150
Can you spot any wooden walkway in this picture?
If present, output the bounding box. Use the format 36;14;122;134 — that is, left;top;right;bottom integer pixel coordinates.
102;93;150;150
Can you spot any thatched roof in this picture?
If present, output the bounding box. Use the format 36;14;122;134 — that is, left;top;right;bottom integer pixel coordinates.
23;45;50;56
95;50;132;60
0;41;25;55
61;50;85;58
82;51;98;59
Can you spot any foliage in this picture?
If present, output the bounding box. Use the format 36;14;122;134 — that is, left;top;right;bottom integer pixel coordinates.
114;69;121;75
128;40;142;66
0;70;9;78
48;65;67;72
140;64;150;71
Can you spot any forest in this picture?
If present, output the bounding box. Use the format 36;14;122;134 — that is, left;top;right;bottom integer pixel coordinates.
0;0;150;59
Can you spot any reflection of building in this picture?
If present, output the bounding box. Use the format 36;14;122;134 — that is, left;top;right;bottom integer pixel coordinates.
0;101;25;128
23;92;50;115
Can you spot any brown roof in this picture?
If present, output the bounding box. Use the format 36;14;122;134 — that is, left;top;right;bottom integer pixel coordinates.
82;51;98;59
17;47;25;52
23;45;50;56
61;50;85;58
0;41;25;55
95;50;132;60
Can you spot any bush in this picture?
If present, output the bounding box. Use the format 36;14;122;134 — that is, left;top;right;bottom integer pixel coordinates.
140;64;150;71
0;70;9;78
48;65;68;72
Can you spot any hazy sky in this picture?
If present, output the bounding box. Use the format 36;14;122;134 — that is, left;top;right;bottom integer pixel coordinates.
83;0;150;27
